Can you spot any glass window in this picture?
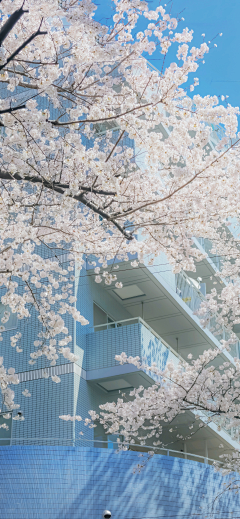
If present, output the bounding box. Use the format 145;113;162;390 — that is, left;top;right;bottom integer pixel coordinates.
93;303;108;326
93;303;115;330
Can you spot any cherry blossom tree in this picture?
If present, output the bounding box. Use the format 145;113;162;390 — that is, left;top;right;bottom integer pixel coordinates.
78;349;240;476
96;349;240;443
2;0;240;465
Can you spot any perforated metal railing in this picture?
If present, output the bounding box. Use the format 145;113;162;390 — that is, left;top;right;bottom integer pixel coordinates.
93;315;240;445
94;274;238;360
196;237;221;271
175;271;238;358
94;315;183;363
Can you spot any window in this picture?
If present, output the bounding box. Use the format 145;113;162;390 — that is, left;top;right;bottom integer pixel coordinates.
93;303;114;330
200;283;206;296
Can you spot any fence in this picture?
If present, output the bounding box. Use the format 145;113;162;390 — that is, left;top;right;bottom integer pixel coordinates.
0;437;219;465
175;271;238;358
94;315;183;363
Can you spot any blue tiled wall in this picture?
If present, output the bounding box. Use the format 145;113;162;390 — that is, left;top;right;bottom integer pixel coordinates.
75;267;132;371
12;374;75;441
0;251;75;375
0;260;139;442
0;446;238;519
75;262;94;370
0;305;74;373
86;324;141;371
73;375;105;442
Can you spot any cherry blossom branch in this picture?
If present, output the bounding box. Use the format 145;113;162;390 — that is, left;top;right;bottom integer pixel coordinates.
105;130;125;163
111;138;240;220
0;104;26;115
0;20;47;71
0;4;29;46
49;102;154;126
0;171;116;196
0;171;132;239
77;195;133;241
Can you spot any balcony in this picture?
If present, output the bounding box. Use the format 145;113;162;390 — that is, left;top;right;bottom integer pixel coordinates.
0;319;238;459
86;316;240;454
195;237;221;271
0;434;225;466
86;316;181;374
175;271;239;358
0;436;220;465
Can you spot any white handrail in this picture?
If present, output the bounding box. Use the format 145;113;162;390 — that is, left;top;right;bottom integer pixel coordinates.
0;437;219;464
94;317;139;329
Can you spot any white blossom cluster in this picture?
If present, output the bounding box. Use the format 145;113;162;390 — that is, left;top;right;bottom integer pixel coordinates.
0;356;19;411
59;415;82;422
0;423;8;430
63;350;240;473
22;389;31;397
51;375;61;383
10;333;22;353
13;414;24;421
58;347;79;363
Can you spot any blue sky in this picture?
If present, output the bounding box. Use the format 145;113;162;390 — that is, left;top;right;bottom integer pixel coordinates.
95;0;240;111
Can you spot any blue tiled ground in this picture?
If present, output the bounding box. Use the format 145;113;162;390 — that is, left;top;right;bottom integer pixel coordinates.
0;446;239;519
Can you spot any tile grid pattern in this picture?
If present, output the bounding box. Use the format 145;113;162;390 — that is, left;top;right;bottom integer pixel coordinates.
0;446;238;519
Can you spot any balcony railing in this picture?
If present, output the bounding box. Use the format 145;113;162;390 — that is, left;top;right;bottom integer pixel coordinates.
196;237;221;271
203;412;240;444
94;316;141;332
175;271;238;358
0;437;219;465
93;316;240;446
176;271;204;313
94;316;183;363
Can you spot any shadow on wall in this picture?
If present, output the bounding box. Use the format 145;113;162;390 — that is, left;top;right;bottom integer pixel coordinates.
85;323;175;373
141;327;173;373
0;446;238;519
